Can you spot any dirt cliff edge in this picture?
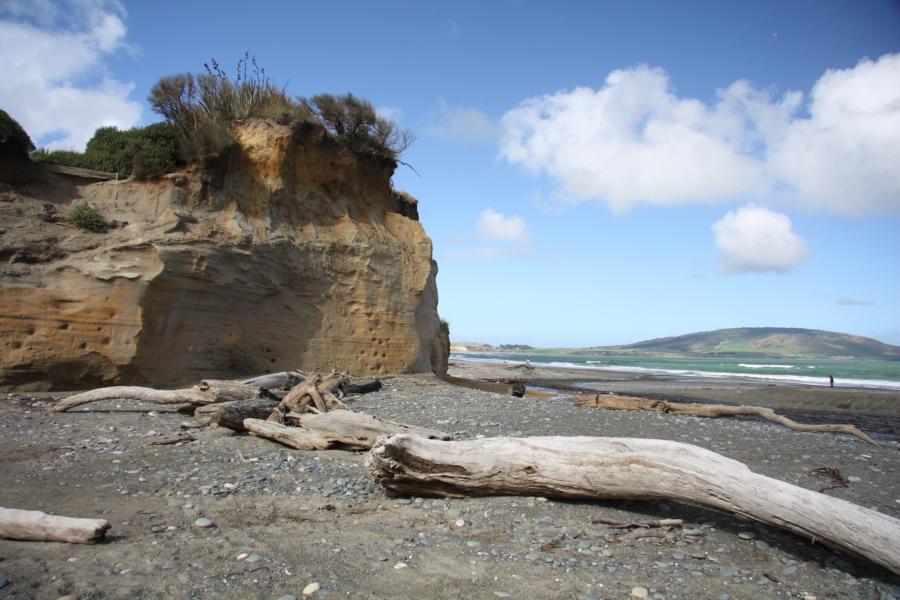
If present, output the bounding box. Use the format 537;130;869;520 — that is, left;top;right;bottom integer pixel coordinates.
0;119;447;390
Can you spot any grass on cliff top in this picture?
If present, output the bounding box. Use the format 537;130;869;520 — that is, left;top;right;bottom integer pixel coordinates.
148;53;413;165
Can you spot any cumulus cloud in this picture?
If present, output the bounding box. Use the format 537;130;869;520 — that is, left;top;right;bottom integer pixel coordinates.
837;297;875;306
712;205;809;273
0;0;141;151
500;54;900;215
427;99;499;144
443;209;531;260
477;208;528;242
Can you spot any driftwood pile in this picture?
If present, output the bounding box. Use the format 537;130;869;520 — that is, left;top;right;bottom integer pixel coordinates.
34;368;900;576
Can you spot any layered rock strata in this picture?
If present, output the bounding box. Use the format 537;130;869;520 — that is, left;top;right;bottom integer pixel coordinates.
0;120;447;390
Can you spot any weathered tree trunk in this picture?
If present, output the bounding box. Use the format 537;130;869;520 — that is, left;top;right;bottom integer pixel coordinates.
0;507;110;543
241;371;305;389
51;382;260;413
366;435;900;575
194;398;280;431
245;411;450;451
576;394;877;444
347;379;382;395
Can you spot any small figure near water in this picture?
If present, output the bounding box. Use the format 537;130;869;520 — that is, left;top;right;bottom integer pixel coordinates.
829;375;834;387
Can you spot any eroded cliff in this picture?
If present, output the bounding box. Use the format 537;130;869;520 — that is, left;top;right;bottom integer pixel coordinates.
0;119;447;390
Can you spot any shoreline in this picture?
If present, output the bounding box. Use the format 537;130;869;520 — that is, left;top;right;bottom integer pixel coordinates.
450;353;900;391
447;356;900;419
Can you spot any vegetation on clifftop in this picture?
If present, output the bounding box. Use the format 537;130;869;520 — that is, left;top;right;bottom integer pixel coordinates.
0;109;35;156
26;54;414;180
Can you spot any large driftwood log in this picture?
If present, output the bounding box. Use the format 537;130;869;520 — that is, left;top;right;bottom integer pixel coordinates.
576;394;877;445
245;411;450;451
193;398;281;430
0;507;110;543
51;381;260;413
366;435;900;575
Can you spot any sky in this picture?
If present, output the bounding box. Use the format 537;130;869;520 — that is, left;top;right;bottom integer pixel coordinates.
1;0;899;346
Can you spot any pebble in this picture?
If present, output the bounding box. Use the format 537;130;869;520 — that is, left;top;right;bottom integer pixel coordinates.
783;564;798;576
631;587;649;598
245;553;263;563
454;519;465;528
0;577;9;589
278;596;298;600
236;553;248;560
847;476;861;482
302;581;320;596
394;562;409;570
194;517;214;528
161;560;180;571
754;540;770;550
737;531;756;540
719;566;737;576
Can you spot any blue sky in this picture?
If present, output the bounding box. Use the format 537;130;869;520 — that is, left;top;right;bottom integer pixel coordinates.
2;0;899;346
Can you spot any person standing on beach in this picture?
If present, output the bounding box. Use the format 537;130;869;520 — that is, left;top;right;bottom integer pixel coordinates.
829;375;834;387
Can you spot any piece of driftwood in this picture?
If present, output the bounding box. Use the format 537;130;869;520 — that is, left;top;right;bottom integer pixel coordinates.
241;371;305;389
194;398;280;431
147;433;196;446
365;435;900;575
51;381;260;413
245;411;450;451
347;379;382;395
267;371;350;422
576;394;877;445
0;507;110;543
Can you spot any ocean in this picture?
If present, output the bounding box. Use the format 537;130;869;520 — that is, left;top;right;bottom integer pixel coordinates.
452;351;900;391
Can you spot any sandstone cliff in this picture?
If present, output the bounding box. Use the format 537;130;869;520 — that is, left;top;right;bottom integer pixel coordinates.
0;120;448;390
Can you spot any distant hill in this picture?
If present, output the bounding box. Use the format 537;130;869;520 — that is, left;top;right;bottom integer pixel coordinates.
611;328;900;360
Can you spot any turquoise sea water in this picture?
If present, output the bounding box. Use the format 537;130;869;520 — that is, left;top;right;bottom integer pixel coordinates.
453;352;900;390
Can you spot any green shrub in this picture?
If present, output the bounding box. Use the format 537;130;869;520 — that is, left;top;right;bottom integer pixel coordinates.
70;204;106;232
32;123;180;179
0;109;34;155
148;55;412;164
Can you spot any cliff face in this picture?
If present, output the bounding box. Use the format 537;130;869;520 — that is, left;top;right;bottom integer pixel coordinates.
0;120;448;390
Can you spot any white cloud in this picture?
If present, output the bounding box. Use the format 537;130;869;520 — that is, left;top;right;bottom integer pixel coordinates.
427;99;499;144
769;53;900;215
443;209;532;260
837;297;875;306
0;0;141;151
477;208;528;242
712;205;809;273
500;54;900;215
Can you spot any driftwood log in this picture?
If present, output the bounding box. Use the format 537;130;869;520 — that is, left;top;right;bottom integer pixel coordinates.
194;398;281;430
267;371;351;421
245;411;450;451
576;394;877;445
50;380;261;413
366;434;900;575
0;507;110;543
241;371;305;389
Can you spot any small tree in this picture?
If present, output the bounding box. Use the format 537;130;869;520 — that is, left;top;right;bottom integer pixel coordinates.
0;109;35;156
311;93;414;161
70;204;106;232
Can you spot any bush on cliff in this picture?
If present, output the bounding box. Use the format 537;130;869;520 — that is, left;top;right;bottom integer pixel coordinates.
149;54;413;164
0;109;35;156
32;123;180;179
70;204;106;232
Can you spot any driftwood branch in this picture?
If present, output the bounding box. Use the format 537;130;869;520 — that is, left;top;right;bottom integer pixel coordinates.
51;381;261;413
576;394;877;445
194;398;280;431
241;371;304;389
0;507;110;543
245;411;450;451
267;371;350;422
365;434;900;575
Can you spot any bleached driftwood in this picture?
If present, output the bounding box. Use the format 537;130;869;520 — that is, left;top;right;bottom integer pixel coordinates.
51;380;260;413
241;371;305;389
245;411;450;451
194;398;281;430
0;507;110;543
576;394;877;445
267;371;351;421
365;435;900;575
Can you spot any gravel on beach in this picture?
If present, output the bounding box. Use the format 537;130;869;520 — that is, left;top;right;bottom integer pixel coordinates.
0;364;898;599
